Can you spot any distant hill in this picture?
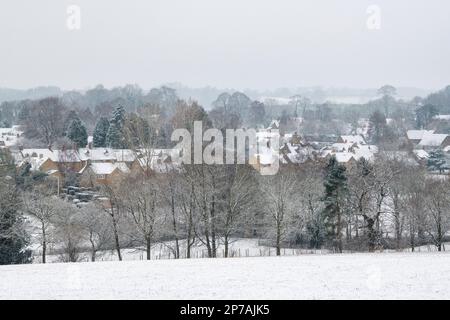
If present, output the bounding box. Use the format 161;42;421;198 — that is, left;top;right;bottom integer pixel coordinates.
424;85;450;113
0;87;62;103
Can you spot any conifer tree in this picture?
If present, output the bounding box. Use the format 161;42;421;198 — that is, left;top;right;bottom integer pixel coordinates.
427;149;448;174
93;117;110;147
322;156;348;253
106;105;126;148
67;118;88;148
106;122;123;148
63;110;79;136
0;150;32;265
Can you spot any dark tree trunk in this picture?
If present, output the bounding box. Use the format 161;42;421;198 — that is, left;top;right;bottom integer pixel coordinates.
146;237;151;260
210;195;217;258
276;222;281;256
224;235;229;258
41;223;47;264
394;210;401;250
171;192;180;259
110;211;122;261
89;231;96;262
366;218;376;252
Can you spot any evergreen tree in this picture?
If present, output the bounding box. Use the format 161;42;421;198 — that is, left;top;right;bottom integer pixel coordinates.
93;117;110;147
67;118;88;148
63;110;80;136
106;122;123;148
106;105;126;148
0;150;32;265
111;105;126;129
427;149;448;174
322;156;348;253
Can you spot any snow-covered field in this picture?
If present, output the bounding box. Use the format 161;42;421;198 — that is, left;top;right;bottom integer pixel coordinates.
1;251;450;299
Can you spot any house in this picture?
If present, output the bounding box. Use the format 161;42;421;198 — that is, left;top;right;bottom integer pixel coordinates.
78;148;117;163
279;142;316;165
337;135;366;145
320;142;378;167
79;162;129;187
433;115;450;121
406;130;435;145
417;133;450;149
16;148;83;175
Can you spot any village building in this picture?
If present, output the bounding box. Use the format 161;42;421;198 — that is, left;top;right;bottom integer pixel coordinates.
406;130;450;149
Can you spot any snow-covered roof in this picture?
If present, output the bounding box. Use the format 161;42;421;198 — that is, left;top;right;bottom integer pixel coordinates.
407;130;435;141
418;133;448;147
434;115;450;120
331;142;356;152
280;143;315;164
334;153;356;163
78;148;116;161
19;149;81;163
113;149;136;163
78;148;139;162
90;163;118;175
321;144;378;163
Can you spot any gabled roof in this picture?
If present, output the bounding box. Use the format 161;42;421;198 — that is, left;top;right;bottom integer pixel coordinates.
418;133;449;147
19;149;81;163
90;163;118;175
78;148;116;161
407;130;434;141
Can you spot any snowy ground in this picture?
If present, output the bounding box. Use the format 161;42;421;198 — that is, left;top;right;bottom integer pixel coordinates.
2;251;450;299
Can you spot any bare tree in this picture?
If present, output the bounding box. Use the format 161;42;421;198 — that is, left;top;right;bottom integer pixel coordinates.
22;191;58;263
24;97;67;145
260;168;298;256
185;164;221;258
158;169;182;259
121;175;163;260
402;170;427;251
78;203;113;261
424;178;450;251
100;184;123;261
221;164;258;257
178;166;198;258
347;157;398;251
52;200;84;263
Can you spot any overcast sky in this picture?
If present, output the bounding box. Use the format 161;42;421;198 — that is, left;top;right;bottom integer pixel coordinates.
0;0;449;91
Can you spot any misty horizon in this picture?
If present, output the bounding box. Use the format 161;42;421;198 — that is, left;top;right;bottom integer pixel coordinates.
1;0;449;91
